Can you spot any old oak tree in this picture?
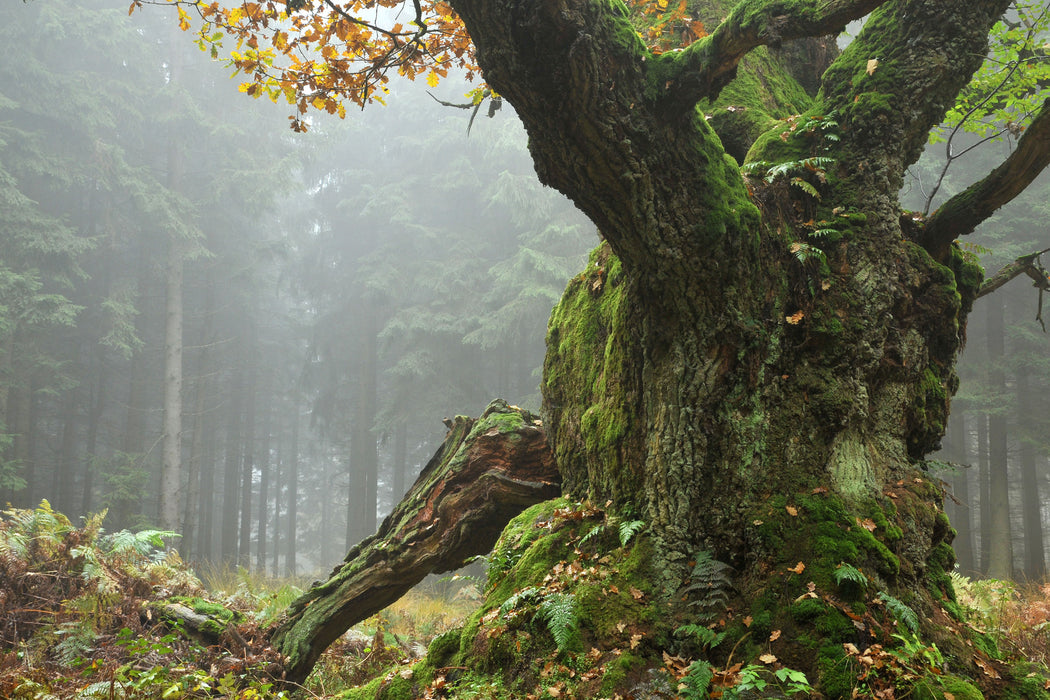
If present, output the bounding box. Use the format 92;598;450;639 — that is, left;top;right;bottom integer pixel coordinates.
145;0;1050;694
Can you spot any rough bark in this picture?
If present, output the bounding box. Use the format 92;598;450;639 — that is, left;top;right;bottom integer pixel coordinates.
436;0;1027;695
269;399;559;686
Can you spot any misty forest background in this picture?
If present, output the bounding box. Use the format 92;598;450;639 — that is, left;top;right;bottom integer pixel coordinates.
1;0;1048;583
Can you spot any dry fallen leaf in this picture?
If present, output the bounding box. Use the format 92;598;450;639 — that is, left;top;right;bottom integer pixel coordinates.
769;629;782;642
867;58;878;75
630;633;643;649
858;517;877;532
630;587;645;600
759;653;777;664
786;505;798;516
787;561;806;574
786;310;805;325
743;615;753;627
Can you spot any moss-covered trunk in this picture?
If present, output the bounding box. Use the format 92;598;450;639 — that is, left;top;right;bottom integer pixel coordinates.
422;0;1020;696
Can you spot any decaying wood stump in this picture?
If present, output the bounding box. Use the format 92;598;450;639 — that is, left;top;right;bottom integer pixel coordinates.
270;399;560;686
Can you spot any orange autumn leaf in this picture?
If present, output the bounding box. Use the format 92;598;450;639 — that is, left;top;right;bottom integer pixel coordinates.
787;561;805;574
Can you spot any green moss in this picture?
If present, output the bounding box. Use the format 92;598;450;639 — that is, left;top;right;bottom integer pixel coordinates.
970;630;999;660
427;629;461;667
340;674;384;700
600;652;646;695
912;675;985;700
1002;663;1050;700
486;498;572;588
816;643;856;699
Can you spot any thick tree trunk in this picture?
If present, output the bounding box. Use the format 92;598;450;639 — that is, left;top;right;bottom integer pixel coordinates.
270;400;559;686
436;0;1009;695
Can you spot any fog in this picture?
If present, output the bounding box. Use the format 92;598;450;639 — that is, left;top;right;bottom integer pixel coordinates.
1;0;1047;582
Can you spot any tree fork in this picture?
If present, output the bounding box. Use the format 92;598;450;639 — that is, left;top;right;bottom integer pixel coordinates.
269;399;560;686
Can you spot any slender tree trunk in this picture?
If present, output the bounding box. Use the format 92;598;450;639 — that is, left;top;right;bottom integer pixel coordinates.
285;398;300;577
986;296;1012;579
949;412;976;575
81;342;107;516
256;372;273;571
221;367;244;562
977;413;991;574
392;420;407;503
182;322;213;559
55;380;79;515
160;233;184;534
271;430;282;576
198;410;218;561
239;327;257;567
346;308;378;549
1018;365;1046;580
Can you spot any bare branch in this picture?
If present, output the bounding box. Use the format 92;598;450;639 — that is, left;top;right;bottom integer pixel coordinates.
648;0;888;111
977;247;1050;330
977;247;1050;299
920;98;1050;260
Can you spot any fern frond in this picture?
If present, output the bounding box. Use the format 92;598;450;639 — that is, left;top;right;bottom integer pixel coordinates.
499;586;542;615
578;524;604;548
790;177;821;199
878;592;920;633
675;623;725;650
683;551;732;621
618;520;645;547
679;659;715;699
538;592;579;653
810;228;839;239
833;563;867;591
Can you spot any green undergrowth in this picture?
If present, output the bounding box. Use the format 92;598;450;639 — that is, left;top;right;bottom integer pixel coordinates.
4;500;1049;699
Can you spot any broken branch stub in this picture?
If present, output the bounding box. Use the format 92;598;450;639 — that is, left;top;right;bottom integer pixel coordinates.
269;399;560;686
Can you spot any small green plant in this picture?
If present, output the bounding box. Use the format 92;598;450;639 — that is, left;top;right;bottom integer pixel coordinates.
683;551;733;621
878;591;920;633
538;592;579;653
723;665;813;698
500;587;581;653
833;563;868;593
674;622;726;699
618;519;645;547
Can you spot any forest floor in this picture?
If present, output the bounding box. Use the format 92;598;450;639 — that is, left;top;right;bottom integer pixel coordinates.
0;501;479;699
0;500;1048;699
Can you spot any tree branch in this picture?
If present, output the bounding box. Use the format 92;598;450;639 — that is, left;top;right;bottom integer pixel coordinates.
978;247;1050;298
920;98;1050;260
270;399;560;686
977;248;1050;330
649;0;887;111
